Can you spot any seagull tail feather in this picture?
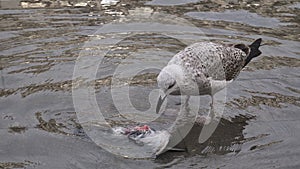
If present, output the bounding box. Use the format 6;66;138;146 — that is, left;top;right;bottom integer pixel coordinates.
244;38;262;67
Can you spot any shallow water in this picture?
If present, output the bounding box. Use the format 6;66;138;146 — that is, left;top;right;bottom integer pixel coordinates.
0;0;300;168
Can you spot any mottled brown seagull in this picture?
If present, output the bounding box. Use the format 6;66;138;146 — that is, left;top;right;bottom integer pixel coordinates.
156;38;262;122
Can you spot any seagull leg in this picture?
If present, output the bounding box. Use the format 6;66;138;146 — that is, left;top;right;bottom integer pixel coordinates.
211;95;222;119
184;95;190;107
205;95;221;125
211;95;216;118
204;96;214;125
210;95;214;114
178;95;190;118
181;95;190;114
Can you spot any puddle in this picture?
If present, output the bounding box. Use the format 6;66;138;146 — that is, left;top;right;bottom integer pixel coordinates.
0;0;299;168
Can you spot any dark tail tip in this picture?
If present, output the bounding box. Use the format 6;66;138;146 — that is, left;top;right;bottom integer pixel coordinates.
250;38;262;49
244;38;262;67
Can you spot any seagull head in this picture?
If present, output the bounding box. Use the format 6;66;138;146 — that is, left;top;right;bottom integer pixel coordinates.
157;64;183;95
156;64;183;113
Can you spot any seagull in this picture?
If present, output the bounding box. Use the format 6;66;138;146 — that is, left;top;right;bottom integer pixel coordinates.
156;38;262;122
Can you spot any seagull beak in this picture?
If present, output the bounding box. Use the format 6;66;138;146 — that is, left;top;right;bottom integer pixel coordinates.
156;94;168;114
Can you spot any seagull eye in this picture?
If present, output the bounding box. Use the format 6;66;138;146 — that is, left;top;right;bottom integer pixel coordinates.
168;82;175;90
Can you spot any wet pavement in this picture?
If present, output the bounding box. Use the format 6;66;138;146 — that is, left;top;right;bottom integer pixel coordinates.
0;0;300;168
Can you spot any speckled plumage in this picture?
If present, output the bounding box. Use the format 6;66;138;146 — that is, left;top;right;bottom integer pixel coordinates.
157;39;262;96
170;42;248;80
156;39;262;119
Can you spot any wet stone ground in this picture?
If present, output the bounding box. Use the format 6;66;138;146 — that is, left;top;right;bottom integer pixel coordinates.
0;0;300;168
